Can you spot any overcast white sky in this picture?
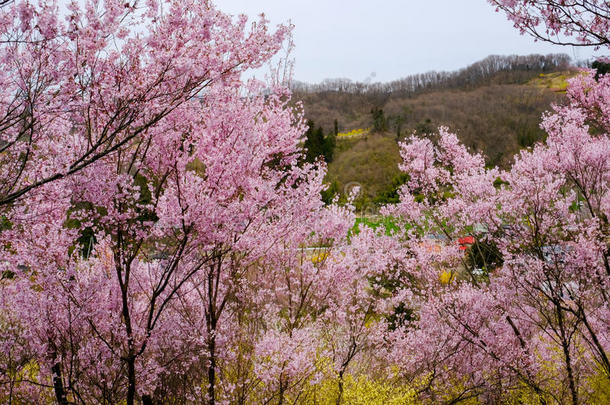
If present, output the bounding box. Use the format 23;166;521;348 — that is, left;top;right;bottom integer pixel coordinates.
217;0;599;83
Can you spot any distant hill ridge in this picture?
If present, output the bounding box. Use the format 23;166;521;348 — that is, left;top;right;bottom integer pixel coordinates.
292;53;571;96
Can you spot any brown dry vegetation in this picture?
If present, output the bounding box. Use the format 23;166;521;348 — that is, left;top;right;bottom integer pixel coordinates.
295;62;577;202
300;84;565;202
298;84;563;162
293;54;577;202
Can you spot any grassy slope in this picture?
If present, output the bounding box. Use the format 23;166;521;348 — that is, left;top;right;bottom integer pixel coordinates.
326;132;402;201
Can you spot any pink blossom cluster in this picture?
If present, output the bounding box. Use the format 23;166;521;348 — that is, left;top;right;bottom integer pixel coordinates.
489;0;609;48
386;69;610;403
0;1;609;404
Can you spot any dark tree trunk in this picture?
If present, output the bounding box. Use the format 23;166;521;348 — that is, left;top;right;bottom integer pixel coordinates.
278;380;285;405
336;371;344;405
51;362;69;405
207;336;216;405
556;303;579;405
127;357;137;405
562;339;579;405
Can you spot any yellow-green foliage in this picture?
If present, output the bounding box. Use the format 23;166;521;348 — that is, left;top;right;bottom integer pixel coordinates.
0;360;54;404
438;269;454;285
327;133;402;200
587;368;610;405
304;374;417;405
496;374;610;405
311;251;330;264
337;128;371;138
527;71;580;92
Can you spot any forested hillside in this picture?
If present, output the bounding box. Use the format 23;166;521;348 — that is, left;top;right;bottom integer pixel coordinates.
294;55;578;204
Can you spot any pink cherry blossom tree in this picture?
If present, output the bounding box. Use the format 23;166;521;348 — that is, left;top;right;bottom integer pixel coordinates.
383;5;610;403
389;71;610;404
488;0;609;47
0;1;335;404
0;0;288;208
0;81;339;404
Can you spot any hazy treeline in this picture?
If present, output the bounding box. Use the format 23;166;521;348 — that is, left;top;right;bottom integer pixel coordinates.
291;53;571;95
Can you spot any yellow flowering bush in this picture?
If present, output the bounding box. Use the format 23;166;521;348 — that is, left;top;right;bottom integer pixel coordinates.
303;374;417;405
337;128;371;138
439;270;454;285
311;251;330;264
